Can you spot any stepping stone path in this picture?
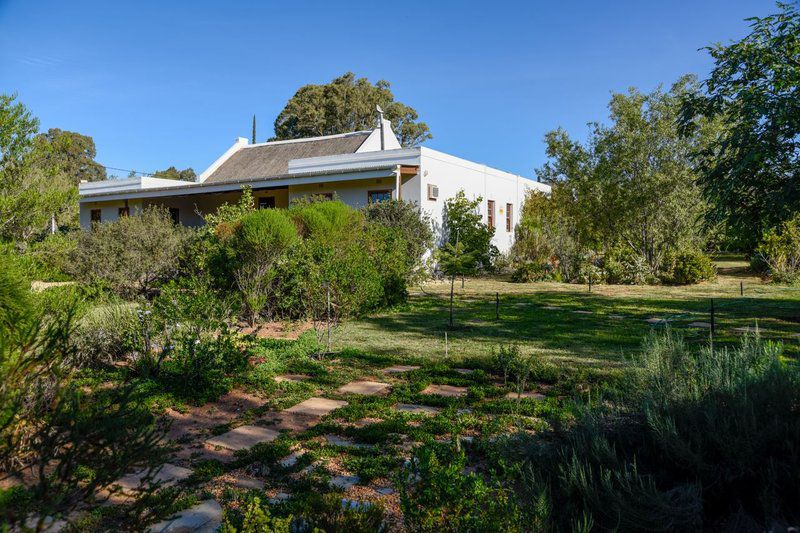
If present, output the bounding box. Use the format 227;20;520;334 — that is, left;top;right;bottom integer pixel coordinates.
645;317;667;324
274;374;310;383
542;305;561;310
269;492;291;504
114;463;192;495
688;321;712;328
454;368;476;375
230;476;264;490
341;499;373;510
324;434;371;449
608;314;625;320
573;310;593;315
148;499;222;533
395;403;441;415
382;364;420;373
421;384;468;398
338;380;391;395
505;391;547;400
733;326;759;334
330;474;360;490
205;425;279;451
283;397;347;417
279;451;304;468
374;486;395;495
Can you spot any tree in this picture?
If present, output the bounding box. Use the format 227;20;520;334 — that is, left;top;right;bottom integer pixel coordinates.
442;190;497;271
680;3;800;250
0;95;76;243
72;206;190;296
152;166;196;182
272;72;432;147
538;77;712;276
29;128;106;184
364;199;433;283
0;254;166;528
439;239;476;328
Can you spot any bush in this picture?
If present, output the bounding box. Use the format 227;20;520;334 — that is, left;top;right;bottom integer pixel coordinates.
756;213;800;284
603;247;654;285
26;232;78;281
664;249;716;284
70;303;138;367
364;199;433;283
442;190;498;272
510;262;552;283
514;330;800;531
72;206;191;297
399;443;523;532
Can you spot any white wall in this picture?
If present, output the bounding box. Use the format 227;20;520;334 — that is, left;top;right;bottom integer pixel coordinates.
417;147;549;254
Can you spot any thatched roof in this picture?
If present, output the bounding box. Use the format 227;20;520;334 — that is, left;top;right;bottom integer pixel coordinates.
203;132;371;184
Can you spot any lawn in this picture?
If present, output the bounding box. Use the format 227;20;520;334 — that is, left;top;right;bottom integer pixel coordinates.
336;255;800;366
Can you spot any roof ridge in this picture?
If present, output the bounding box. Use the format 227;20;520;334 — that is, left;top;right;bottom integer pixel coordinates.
245;130;372;148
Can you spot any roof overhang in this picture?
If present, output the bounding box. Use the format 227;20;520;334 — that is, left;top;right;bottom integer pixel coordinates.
79;165;418;203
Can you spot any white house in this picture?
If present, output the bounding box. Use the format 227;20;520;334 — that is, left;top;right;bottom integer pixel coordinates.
78;121;550;253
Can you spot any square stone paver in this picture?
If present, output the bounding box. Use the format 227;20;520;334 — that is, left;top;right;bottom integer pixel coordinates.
505;391;547;400
274;374;310;383
324;434;372;449
421;384;467;398
395;403;441;415
454;368;476;375
382;365;420;373
338;380;391;396
645;317;667;324
608;314;625;320
542;305;561;310
688;321;712;328
148;499;222;533
114;463;192;494
330;475;360;490
205;425;279;451
279;451;304;468
283;397;347;417
573;310;593;315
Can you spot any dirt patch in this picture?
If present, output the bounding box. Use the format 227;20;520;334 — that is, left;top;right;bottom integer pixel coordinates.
238;321;314;340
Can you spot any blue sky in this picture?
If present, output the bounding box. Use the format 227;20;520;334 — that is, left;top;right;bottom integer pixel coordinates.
0;0;775;178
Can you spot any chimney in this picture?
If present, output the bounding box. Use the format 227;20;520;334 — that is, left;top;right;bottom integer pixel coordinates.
376;105;385;150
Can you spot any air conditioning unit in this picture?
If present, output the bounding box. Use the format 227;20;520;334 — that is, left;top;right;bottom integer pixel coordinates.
427;184;439;200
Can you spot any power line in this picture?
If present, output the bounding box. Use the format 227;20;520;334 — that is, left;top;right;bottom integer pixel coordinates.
98;164;155;177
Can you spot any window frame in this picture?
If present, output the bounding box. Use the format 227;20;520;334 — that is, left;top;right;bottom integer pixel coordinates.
258;196;276;209
118;206;130;218
90;209;101;224
487;199;495;229
506;203;513;232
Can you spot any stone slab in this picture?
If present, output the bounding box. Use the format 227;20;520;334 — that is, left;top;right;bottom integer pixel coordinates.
278;451;304;468
274;374;310;383
645;318;667;324
205;425;279;451
374;486;395;495
608;314;625;320
283;397;347;417
338;380;391;396
148;499;222;533
542;305;561;310
573;310;593;315
395;403;441;415
269;492;291;504
330;475;360;490
421;384;467;398
688;321;712;328
454;368;476;375
505;391;546;400
382;365;420;373
324;434;371;449
114;463;192;494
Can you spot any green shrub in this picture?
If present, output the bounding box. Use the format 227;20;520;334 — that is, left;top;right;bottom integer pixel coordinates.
27;232;78;281
221;496;292;533
442;190;498;272
70;303;138;367
364;199;433;283
72;206;191;296
399;443;522;532
756;213;800;284
510;262;551;283
514;330;800;531
603;247;654;284
664;249;716;284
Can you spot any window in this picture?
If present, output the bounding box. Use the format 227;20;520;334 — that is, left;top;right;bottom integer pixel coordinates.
258;196;276;209
90;209;101;224
118;206;130;217
487;200;495;229
169;207;180;224
506;203;513;232
368;190;392;204
319;192;334;200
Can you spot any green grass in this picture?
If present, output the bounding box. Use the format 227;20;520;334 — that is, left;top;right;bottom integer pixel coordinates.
334;256;800;367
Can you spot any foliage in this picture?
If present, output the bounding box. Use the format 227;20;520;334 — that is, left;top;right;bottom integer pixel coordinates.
755;212;800;284
272;72;431;147
442;190;497;272
680;3;800;250
399;443;523;532
221;496;292;532
664;249;716;285
26;231;79;281
536;78;712;281
152;166;196;181
0;254;166;528
229;208;299;324
69;303;138;368
72;205;191;296
29;128;106;184
515;330;800;530
364;199;433;283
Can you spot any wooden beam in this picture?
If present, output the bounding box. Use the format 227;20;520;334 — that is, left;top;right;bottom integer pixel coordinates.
399;165;419;176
